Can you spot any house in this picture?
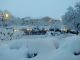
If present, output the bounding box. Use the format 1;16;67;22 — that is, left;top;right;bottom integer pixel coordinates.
22;16;62;27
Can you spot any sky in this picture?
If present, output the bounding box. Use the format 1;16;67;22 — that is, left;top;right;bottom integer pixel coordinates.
0;0;80;19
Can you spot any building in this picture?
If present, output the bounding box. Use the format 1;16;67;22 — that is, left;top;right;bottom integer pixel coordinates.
22;16;62;27
22;17;31;25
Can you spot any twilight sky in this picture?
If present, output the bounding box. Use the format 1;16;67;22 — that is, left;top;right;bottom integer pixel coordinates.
0;0;80;19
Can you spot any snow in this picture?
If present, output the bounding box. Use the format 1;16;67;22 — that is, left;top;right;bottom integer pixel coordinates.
59;36;80;53
12;30;25;39
0;2;80;60
0;34;80;60
28;37;59;55
0;28;25;41
45;31;52;37
9;39;28;50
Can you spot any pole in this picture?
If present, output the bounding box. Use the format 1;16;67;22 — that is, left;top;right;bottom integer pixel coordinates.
1;16;4;41
2;16;4;29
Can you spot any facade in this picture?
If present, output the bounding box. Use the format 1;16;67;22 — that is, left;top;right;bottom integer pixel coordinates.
22;16;62;27
22;17;31;25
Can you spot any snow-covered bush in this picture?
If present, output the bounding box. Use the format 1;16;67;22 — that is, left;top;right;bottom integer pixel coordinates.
38;38;60;56
55;32;61;36
12;30;25;39
59;36;80;55
45;31;52;37
28;39;42;54
9;39;27;50
27;37;60;57
0;29;14;40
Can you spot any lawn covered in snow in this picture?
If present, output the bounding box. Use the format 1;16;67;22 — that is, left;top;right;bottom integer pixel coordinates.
0;34;80;60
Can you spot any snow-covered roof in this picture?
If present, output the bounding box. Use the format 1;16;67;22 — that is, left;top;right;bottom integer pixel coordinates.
31;16;43;19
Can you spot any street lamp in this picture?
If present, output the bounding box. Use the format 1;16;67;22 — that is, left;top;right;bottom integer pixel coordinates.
14;29;18;32
61;28;67;33
44;28;49;31
26;28;32;35
26;28;32;31
4;13;9;19
0;13;9;41
1;13;9;27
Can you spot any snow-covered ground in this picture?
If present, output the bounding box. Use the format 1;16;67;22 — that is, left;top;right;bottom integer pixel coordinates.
0;31;80;60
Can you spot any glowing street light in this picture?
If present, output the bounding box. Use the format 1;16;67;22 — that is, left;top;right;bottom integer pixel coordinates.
26;28;32;35
4;13;9;19
61;28;67;32
44;28;49;31
63;28;67;32
14;29;18;32
0;13;9;37
26;28;32;31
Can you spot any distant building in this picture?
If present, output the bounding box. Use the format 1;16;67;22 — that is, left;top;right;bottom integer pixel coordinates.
41;16;53;22
22;16;62;27
22;17;31;25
